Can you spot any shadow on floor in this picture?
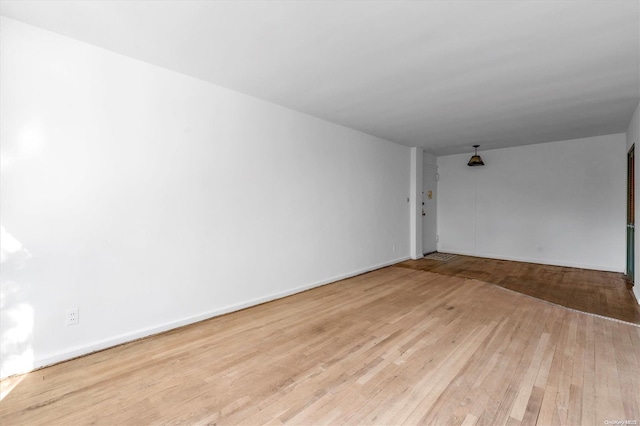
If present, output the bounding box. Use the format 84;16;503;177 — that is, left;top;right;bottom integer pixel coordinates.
396;254;640;324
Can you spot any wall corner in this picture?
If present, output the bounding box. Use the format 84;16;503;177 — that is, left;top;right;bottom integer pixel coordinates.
410;147;424;259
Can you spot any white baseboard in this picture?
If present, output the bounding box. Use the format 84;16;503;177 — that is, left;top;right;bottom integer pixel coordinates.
29;256;410;377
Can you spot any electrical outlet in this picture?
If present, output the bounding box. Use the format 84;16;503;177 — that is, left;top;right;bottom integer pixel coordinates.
66;308;79;325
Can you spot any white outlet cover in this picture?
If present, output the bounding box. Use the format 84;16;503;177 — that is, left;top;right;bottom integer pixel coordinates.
66;308;79;325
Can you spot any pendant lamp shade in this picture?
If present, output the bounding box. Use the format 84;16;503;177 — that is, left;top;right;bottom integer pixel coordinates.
468;145;485;167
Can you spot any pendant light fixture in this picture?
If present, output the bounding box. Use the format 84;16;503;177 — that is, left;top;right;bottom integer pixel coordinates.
467;145;485;167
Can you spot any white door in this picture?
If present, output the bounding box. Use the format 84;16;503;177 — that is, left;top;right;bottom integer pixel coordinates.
422;165;438;254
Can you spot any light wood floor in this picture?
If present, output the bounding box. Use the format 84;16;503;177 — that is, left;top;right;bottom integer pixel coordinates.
1;267;639;425
398;255;640;324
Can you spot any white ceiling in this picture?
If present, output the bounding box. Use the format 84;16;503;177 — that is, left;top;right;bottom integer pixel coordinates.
1;0;638;155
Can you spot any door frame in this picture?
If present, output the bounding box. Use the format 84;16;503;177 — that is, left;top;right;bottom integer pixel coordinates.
627;144;634;284
422;164;438;255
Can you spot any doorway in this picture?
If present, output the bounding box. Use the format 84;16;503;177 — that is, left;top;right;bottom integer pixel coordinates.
627;145;634;284
422;165;437;254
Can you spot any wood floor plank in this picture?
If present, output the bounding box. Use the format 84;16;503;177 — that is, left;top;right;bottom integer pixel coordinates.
509;332;550;421
398;255;640;324
475;307;546;426
1;265;639;425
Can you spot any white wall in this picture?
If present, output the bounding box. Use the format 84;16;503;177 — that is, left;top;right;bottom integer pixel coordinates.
409;148;423;259
437;134;626;272
0;18;411;378
627;101;640;302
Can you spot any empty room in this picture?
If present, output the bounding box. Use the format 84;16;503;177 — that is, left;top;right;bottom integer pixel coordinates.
1;0;639;425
